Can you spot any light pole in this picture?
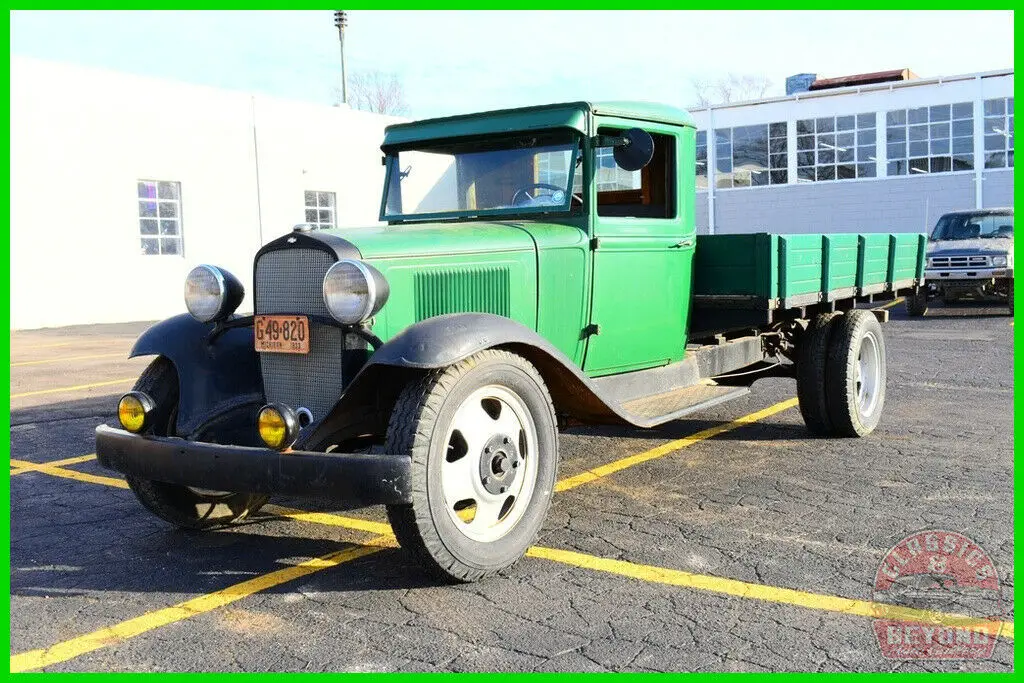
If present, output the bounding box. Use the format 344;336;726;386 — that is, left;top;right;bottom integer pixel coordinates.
334;10;348;105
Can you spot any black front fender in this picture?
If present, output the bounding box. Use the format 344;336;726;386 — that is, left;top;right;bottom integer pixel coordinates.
300;314;631;449
131;314;264;437
364;313;559;370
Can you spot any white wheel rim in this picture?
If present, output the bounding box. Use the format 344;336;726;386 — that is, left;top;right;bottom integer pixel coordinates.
856;331;881;418
440;385;539;543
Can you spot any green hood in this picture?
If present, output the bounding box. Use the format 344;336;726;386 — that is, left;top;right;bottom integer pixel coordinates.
319;222;535;260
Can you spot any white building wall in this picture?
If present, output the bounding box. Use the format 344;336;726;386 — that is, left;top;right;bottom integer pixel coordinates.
10;57;401;330
690;70;1014;235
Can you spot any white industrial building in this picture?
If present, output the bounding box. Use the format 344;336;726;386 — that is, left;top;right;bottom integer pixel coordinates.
690;68;1013;235
10;57;423;329
10;57;1014;329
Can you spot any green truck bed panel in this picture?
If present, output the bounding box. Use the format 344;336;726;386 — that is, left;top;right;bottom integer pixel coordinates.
692;233;778;299
778;234;824;300
694;232;925;307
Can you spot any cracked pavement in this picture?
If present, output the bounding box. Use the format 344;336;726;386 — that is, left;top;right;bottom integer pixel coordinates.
9;303;1014;671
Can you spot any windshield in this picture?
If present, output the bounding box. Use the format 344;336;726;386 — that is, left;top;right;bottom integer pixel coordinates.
382;132;580;221
931;213;1014;241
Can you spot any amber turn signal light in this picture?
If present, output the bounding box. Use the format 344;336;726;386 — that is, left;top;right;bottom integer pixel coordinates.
257;404;300;450
118;392;155;433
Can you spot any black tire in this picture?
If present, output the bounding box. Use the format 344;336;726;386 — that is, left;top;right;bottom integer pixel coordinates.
904;291;928;317
824;310;887;438
797;313;840;436
125;357;268;530
1008;284;1014;315
385;349;559;582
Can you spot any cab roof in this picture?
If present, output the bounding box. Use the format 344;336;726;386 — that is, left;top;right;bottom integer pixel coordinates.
382;100;695;148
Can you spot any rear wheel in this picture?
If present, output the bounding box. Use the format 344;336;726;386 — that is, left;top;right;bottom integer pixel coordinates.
125;357;268;529
797;313;839;436
824;310;887;437
905;290;928;317
385;349;559;582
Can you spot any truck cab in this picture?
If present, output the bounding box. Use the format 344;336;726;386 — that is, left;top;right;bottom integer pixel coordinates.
905;208;1013;315
96;101;925;582
377;101;696;376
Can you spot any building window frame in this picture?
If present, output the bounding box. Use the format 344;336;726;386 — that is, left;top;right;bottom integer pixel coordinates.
885;102;973;176
137;180;183;256
713;122;787;189
304;191;337;229
696;130;708;189
983;97;1014;169
796;113;876;183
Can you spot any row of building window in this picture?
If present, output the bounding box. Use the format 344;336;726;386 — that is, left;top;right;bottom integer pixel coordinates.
137;181;336;256
696;97;1013;189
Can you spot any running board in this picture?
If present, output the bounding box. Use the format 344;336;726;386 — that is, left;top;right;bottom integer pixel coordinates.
618;383;749;428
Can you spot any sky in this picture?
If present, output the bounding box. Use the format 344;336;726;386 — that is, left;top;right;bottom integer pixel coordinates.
10;10;1015;119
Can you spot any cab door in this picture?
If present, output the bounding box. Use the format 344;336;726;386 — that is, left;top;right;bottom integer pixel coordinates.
582;119;695;376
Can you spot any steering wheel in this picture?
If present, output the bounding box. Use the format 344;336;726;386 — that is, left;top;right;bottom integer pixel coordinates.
511;183;566;207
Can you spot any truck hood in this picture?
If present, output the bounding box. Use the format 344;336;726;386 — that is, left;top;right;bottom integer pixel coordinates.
318;221;536;260
928;238;1013;256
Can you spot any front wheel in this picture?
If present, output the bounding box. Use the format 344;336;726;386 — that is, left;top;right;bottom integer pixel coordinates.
125;357;268;529
385;349;559;582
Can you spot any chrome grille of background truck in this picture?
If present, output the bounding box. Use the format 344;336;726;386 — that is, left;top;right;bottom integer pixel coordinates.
930;255;990;269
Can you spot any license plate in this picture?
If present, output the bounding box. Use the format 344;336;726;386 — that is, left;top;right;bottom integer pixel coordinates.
254;315;310;354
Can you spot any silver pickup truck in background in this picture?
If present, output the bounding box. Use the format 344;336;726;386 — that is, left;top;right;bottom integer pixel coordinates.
905;207;1014;316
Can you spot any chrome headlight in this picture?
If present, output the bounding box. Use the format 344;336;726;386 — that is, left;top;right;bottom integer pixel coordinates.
322;259;389;324
184;265;244;323
992;255;1008;267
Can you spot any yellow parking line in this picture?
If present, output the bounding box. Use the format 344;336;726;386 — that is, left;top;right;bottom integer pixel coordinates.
877;297;905;310
9;535;394;672
9;459;129;489
11;353;126;367
10;453;98;474
10;341;75;350
11;378;136;400
264;504;392;535
525;545;1012;640
15;460;1015;663
555;397;799;492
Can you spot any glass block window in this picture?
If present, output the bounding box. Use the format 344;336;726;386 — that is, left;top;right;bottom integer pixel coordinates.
137;180;182;256
714;122;787;188
983;98;1014;169
304;191;336;228
696;130;708;189
886;103;973;176
796;113;876;182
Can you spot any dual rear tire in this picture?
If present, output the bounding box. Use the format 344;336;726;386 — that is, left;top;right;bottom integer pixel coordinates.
797;310;887;438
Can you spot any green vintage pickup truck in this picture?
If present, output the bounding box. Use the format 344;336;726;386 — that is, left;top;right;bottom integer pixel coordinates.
97;101;925;581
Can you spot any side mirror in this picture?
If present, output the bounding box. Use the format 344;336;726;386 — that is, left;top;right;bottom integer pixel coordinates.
613;128;655;171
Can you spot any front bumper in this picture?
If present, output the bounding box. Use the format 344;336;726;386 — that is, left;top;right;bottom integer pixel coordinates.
95;425;412;505
925;268;1012;281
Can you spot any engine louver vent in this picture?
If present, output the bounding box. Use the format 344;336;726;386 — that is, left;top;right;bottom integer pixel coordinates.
414;267;511;321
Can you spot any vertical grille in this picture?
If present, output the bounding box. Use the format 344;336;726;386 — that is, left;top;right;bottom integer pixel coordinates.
254;248;346;422
414;267;511;321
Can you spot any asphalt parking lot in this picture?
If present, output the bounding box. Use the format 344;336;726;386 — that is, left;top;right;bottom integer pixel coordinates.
9;302;1015;672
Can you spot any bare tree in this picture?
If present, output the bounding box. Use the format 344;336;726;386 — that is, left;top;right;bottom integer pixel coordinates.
342;69;410;116
691;73;773;107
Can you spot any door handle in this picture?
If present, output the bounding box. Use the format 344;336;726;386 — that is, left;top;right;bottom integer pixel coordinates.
672;239;694;248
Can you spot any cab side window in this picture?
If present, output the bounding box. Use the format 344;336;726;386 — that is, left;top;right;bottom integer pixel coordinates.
596;128;676;219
